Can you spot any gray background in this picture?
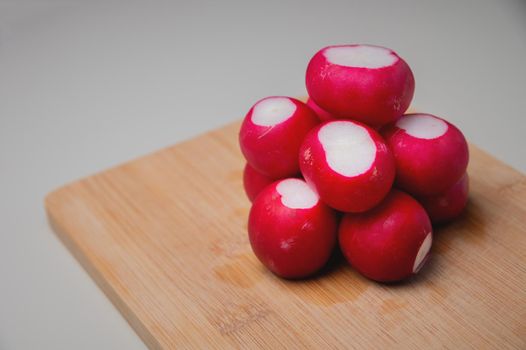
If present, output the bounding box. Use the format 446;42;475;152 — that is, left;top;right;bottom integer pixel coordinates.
1;0;525;348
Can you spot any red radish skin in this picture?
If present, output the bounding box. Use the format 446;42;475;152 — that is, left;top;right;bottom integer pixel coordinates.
243;163;277;202
339;189;433;282
306;44;415;128
239;96;319;178
243;163;300;202
417;173;469;224
306;97;337;122
248;178;338;279
299;120;395;213
382;113;469;196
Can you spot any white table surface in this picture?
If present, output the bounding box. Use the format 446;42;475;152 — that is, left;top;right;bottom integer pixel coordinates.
1;1;525;348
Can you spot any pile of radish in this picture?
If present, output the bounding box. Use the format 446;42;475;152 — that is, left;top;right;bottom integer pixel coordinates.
239;44;469;282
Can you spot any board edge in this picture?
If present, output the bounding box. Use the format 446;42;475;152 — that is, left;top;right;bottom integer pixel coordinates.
44;193;162;350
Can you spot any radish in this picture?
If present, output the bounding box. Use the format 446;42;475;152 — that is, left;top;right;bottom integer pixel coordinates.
306;97;337;122
239;96;319;178
339;189;433;282
306;44;415;128
381;113;469;196
248;178;338;279
242;163;277;202
299;120;395;213
417;173;469;224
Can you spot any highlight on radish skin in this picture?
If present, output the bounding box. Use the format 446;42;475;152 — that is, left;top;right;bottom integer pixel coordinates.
248;178;338;279
239;96;319;179
381;113;469;196
299;120;395;213
338;189;433;282
306;44;415;128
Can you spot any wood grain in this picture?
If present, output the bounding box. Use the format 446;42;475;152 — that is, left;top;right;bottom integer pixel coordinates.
45;121;526;349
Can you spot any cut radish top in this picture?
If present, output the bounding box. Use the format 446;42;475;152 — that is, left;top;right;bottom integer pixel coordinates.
396;114;448;139
251;97;297;126
413;232;432;273
318;121;376;177
276;179;318;209
324;45;398;69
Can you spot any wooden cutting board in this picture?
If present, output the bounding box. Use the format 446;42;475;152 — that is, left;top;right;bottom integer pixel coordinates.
45;121;526;349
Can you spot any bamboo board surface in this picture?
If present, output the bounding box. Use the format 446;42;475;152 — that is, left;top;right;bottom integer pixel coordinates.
45;121;526;349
